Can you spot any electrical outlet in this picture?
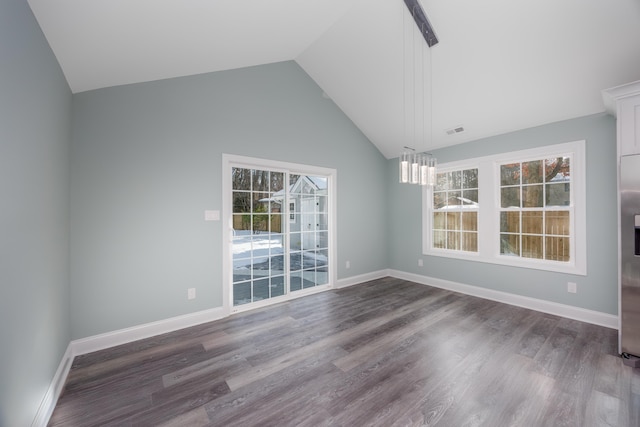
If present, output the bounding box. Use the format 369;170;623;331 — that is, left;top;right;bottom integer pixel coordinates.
346;260;351;269
567;282;577;294
188;288;196;300
418;259;423;267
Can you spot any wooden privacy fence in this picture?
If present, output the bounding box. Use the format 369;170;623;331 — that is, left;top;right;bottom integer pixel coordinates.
233;214;282;233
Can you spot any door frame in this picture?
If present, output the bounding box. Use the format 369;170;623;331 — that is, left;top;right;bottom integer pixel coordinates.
222;154;337;314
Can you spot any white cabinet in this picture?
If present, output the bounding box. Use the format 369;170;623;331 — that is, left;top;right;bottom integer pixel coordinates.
603;81;640;156
602;80;640;354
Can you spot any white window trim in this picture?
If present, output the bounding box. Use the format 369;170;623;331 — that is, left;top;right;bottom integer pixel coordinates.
222;154;338;314
423;140;587;276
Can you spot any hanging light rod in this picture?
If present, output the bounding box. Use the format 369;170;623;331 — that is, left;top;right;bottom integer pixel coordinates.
403;146;433;157
403;0;439;47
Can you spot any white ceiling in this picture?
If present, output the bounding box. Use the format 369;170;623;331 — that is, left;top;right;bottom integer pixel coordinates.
28;0;640;159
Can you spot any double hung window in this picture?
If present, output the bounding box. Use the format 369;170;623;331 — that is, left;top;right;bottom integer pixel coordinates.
432;168;479;252
423;140;586;275
499;157;571;262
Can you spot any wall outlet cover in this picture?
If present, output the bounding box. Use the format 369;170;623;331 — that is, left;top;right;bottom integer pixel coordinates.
204;210;220;221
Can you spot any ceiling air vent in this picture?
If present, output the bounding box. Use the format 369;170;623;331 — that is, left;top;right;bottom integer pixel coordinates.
446;126;465;136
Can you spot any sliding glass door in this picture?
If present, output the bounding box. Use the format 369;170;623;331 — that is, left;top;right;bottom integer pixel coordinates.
288;174;329;291
227;159;333;310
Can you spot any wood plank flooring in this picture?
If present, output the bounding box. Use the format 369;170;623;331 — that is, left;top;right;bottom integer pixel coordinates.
49;278;640;426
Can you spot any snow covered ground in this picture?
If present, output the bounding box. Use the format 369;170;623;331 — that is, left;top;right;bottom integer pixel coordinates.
232;230;328;304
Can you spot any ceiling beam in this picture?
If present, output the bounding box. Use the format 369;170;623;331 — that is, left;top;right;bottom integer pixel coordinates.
403;0;438;47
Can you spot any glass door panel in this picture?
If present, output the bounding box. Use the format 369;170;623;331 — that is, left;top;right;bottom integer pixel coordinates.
232;168;330;306
288;174;329;291
232;167;285;306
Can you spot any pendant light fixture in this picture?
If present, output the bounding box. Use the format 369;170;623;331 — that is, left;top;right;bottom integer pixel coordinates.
398;0;437;187
399;148;436;186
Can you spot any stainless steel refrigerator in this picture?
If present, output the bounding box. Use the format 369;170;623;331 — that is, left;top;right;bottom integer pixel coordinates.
621;154;640;358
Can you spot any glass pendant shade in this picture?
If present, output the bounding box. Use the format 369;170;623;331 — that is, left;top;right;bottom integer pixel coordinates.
400;152;437;186
427;156;437;186
419;154;428;186
418;154;437;186
398;151;437;186
410;153;420;184
399;151;410;183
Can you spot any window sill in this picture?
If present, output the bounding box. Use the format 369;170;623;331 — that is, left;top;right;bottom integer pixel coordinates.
423;248;586;276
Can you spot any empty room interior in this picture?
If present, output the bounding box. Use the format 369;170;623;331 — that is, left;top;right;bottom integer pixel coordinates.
3;0;640;425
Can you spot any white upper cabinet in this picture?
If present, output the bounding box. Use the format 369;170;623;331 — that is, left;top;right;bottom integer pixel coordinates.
603;81;640;156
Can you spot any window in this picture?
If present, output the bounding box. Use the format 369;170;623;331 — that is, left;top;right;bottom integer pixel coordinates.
423;140;586;275
499;157;571;261
432;168;479;252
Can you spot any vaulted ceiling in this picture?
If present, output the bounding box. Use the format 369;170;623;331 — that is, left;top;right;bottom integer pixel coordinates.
28;0;640;158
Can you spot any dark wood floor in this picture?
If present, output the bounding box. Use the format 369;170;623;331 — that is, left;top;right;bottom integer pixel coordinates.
49;278;640;426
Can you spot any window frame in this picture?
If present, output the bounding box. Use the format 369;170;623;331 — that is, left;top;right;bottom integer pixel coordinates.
422;140;586;276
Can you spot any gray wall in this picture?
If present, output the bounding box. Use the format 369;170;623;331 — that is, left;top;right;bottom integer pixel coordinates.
0;0;72;425
388;113;618;315
70;61;389;339
0;3;619;421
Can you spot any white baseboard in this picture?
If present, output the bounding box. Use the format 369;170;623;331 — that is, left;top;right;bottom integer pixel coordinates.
31;344;73;427
388;269;618;330
335;269;390;289
70;306;228;357
33;306;227;426
70;271;389;357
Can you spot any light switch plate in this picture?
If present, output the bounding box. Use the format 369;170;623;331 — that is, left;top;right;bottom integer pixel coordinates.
204;210;220;221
